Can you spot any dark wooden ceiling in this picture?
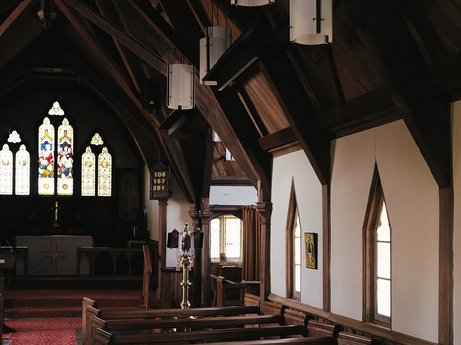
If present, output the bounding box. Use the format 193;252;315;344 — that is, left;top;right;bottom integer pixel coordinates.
0;0;459;208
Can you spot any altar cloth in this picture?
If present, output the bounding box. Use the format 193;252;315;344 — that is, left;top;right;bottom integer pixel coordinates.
15;235;93;275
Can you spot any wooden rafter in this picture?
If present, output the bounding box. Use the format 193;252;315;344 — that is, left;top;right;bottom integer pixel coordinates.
342;0;451;189
259;49;330;186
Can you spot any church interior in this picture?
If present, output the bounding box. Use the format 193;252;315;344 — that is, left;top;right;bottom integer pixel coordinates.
1;0;461;344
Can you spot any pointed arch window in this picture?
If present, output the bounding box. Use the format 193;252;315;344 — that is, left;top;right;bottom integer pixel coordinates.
0;144;13;195
38;117;56;195
364;167;391;326
38;101;74;196
81;146;96;196
0;131;30;196
286;179;301;300
81;133;112;197
15;144;30;195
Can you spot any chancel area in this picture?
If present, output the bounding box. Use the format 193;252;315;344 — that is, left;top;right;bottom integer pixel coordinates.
1;1;461;345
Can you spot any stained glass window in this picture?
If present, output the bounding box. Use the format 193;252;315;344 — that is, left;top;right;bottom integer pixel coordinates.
82;133;112;197
98;147;112;197
57;118;74;196
0;144;13;195
38;117;55;195
81;146;96;196
15;144;30;195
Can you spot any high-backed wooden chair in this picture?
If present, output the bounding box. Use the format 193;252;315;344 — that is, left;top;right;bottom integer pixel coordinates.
210;274;250;307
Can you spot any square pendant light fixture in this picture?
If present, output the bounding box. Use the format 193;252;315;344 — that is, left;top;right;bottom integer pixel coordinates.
231;0;275;6
167;64;195;110
290;0;333;45
200;26;232;85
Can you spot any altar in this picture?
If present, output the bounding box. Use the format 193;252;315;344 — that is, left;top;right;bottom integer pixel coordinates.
15;235;93;275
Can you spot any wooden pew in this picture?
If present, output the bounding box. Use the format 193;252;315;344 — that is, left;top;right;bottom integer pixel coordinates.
307;319;340;339
82;297;262;345
91;313;284;333
337;331;379;345
203;338;335;345
93;324;309;345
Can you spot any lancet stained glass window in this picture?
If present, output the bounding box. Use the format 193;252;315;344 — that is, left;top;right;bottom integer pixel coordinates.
0;144;13;195
38;101;75;196
1;131;30;196
81;133;112;197
81;146;96;196
15;144;30;195
38;117;56;195
57;118;74;196
98;147;112;197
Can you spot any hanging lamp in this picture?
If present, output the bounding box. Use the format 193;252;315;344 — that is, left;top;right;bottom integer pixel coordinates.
200;26;232;85
167;64;195;110
231;0;274;6
290;0;333;45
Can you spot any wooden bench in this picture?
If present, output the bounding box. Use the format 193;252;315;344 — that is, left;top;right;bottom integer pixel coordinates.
211;274;260;307
307;319;340;339
202;338;335;345
82;297;262;345
93;324;309;345
337;331;379;345
91;313;284;333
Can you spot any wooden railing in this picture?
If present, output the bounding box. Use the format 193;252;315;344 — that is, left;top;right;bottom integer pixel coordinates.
141;244;152;309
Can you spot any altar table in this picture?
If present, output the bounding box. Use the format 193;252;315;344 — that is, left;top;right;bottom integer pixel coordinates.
15;235;93;275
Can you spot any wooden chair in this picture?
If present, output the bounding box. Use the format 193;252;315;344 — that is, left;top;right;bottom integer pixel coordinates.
211;274;249;307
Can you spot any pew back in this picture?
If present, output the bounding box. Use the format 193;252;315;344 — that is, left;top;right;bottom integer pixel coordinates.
94;324;309;345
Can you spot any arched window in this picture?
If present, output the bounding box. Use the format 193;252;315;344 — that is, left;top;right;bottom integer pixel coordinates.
81;133;112;197
286;178;301;300
2;100;113;198
38;117;56;195
364;166;392;326
0;131;30;196
15;144;30;195
38;101;75;196
0;144;13;195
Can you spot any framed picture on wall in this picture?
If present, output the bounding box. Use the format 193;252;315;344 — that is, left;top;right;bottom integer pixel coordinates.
219;253;227;264
305;232;318;269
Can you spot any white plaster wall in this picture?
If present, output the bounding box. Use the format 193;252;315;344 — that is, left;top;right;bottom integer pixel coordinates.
210;186;257;205
271;150;323;308
375;121;438;341
330;129;376;320
330;120;438;341
453;101;461;345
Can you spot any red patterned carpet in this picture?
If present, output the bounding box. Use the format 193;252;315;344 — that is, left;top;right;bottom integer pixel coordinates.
4;318;81;345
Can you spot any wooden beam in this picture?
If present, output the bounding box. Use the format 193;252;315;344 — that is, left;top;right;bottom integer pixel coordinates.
429;51;461;101
57;45;161;169
321;87;400;139
201;126;214;199
212;86;273;199
131;0;272;195
56;2;199;202
95;0;142;93
0;0;45;70
258;127;297;152
259;49;331;186
342;0;451;189
60;0;167;75
439;187;454;345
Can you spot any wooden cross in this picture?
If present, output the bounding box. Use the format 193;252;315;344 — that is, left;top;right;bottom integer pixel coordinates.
43;244;67;274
